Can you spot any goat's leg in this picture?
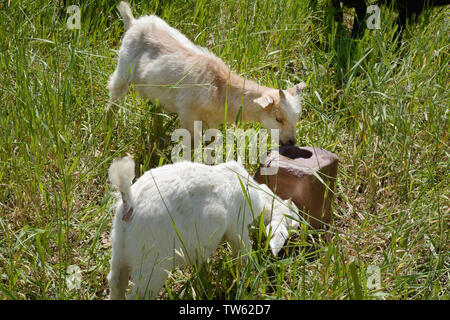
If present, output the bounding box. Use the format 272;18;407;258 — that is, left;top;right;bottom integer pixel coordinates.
104;54;134;142
127;269;168;300
227;229;251;262
106;53;135;130
107;53;135;107
108;216;130;300
108;261;130;300
179;116;204;155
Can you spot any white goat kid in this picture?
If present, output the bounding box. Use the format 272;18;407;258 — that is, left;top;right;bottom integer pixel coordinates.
107;157;299;299
108;2;306;146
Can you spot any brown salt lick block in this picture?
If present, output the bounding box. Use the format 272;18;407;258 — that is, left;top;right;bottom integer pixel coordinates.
254;146;338;229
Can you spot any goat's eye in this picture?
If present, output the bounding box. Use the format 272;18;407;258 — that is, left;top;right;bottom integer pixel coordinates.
276;117;283;123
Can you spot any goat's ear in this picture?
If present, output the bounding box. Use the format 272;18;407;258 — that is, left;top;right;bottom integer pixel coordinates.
263;203;273;225
286;198;301;229
253;95;274;109
286;198;292;206
266;223;289;257
287;214;300;229
286;82;307;96
279;89;286;101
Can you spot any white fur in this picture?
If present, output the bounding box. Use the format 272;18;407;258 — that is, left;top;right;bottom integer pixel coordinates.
107;159;299;299
108;2;306;145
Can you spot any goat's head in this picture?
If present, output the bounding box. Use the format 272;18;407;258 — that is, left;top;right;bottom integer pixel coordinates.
254;82;306;146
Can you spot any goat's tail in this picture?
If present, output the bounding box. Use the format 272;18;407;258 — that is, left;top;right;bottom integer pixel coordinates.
117;1;135;30
109;156;135;208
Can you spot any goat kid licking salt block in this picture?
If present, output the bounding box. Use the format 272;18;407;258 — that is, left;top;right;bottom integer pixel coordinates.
254;146;338;229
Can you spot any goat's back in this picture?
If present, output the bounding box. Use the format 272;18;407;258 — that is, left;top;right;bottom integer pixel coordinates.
118;161;263;264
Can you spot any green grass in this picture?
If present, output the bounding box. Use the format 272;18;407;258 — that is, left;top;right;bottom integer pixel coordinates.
0;0;448;299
